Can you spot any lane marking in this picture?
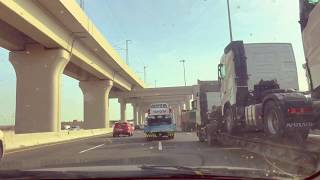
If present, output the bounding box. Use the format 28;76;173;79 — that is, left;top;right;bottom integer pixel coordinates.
218;147;242;150
79;144;104;154
158;141;162;151
5;133;112;155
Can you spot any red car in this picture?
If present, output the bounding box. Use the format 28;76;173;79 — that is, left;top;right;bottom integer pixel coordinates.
113;122;134;137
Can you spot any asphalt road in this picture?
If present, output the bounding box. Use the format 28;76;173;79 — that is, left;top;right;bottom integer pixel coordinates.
0;131;269;169
0;130;313;178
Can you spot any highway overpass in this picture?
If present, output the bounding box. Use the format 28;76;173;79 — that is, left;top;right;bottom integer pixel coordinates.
112;86;196;128
0;0;198;134
0;0;145;133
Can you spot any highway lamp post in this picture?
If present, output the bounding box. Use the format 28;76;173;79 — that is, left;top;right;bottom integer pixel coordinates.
80;0;84;10
143;65;147;83
125;40;131;65
227;0;233;42
179;60;186;86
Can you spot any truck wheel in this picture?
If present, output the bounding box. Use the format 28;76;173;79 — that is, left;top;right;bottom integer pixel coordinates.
225;108;237;135
198;135;205;142
263;101;285;138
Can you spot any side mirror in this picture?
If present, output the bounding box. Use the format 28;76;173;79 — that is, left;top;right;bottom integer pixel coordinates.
218;63;223;81
191;100;197;110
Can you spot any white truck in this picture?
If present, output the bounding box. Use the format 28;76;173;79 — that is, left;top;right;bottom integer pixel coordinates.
196;1;320;174
197;41;315;145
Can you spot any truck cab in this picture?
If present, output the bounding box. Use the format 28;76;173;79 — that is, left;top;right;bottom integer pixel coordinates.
218;42;299;117
217;41;314;141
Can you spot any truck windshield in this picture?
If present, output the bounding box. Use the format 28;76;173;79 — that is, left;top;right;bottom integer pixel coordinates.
147;115;172;126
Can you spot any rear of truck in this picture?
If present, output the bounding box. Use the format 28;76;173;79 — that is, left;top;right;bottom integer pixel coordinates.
144;103;176;140
181;110;196;132
194;81;221;142
144;114;176;140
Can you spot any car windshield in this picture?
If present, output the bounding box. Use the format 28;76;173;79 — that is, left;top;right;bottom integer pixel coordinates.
1;0;320;179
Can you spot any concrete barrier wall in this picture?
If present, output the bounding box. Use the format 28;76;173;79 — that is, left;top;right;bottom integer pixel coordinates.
3;128;112;151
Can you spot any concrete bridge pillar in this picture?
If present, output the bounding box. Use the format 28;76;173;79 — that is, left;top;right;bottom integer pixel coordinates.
185;99;191;110
180;102;186;111
139;106;146;125
173;104;182;131
79;80;113;129
132;103;138;125
10;44;69;133
137;106;142;125
172;105;178;125
119;98;126;122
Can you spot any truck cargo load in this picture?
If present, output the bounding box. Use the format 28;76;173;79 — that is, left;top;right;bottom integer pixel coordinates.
181;110;196;132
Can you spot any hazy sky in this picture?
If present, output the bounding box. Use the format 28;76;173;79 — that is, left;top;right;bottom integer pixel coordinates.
0;0;308;125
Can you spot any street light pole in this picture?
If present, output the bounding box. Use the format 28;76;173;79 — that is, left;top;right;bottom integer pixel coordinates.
180;60;186;86
227;0;233;42
80;0;84;9
143;65;147;83
125;40;131;65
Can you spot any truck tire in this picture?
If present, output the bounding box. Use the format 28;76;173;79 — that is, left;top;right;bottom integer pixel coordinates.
198;131;205;142
263;101;285;138
225;108;237;135
197;126;205;142
198;135;205;142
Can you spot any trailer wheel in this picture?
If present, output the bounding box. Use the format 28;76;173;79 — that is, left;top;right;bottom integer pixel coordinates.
263;101;285;138
225;108;237;135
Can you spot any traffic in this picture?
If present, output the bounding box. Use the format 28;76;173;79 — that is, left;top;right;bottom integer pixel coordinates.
2;0;320;179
